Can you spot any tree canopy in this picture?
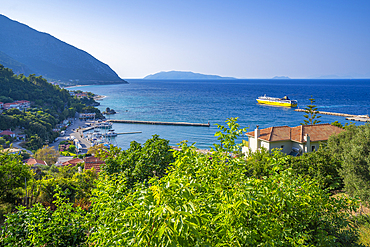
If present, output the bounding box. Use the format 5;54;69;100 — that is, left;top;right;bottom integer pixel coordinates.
34;146;59;166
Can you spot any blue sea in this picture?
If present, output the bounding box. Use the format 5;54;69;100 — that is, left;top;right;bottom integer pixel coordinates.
73;79;370;149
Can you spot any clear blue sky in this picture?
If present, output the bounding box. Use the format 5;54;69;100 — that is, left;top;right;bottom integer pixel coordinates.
1;0;370;79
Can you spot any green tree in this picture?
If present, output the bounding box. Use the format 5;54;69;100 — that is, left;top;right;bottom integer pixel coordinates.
213;117;247;152
87;144;107;156
88;142;360;246
328;124;370;201
34;146;59;166
0;187;88;246
68;144;76;153
0;152;33;208
331;120;344;129
301;96;321;125
98;135;175;189
39;165;98;207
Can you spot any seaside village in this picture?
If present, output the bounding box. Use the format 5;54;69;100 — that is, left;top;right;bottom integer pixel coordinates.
0;93;347;175
0;89;358;173
0;94;108;173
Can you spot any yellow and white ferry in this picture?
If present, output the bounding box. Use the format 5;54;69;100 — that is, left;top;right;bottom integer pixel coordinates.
257;95;298;107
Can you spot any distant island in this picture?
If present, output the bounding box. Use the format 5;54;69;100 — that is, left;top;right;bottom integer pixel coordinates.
0;14;126;86
144;71;236;80
272;76;290;79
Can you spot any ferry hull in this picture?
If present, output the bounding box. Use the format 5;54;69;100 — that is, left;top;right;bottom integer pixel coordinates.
257;99;297;107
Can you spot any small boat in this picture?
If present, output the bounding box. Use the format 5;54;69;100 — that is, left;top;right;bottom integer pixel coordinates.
95;121;113;129
257;95;297;107
103;129;118;137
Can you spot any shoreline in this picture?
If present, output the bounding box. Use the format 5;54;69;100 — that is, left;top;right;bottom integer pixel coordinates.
64;86;107;101
64;85;86;89
94;95;106;100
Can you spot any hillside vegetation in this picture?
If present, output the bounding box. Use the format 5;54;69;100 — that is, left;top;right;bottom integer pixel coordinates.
0;64;101;151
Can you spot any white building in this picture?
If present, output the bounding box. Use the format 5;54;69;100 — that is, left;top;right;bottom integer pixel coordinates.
243;124;345;156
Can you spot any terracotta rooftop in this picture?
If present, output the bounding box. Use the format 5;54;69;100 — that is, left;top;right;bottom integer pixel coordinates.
23;158;47;166
62;158;84;167
246;123;344;143
83;156;105;173
0;130;15;136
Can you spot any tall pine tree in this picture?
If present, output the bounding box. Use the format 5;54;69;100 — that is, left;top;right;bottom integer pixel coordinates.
301;96;321;125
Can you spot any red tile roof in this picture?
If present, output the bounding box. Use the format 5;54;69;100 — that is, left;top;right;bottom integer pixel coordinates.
62;158;84;167
246;124;344;143
83;156;104;173
0;130;15;136
23;158;47;166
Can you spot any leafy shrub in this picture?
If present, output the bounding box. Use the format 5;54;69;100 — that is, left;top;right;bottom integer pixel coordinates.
0;188;88;246
286;147;343;191
328;124;370;201
88;142;361;246
98;134;175;189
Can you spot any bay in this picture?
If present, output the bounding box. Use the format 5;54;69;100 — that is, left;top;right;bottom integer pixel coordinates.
72;79;370;149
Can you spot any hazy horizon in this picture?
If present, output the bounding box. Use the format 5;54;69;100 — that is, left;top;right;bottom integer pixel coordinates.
1;0;369;79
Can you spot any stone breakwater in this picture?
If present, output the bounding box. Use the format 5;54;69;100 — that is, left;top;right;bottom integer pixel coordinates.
295;109;370;122
108;119;210;127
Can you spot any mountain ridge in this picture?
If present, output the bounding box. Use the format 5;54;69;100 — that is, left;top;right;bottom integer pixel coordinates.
0;14;127;85
144;71;235;80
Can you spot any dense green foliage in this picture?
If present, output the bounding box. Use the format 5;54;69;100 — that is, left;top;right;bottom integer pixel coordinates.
0;64;103;150
1;119;369;246
37;165;97;208
0;152;33;207
0;188;88;247
0;108;59;150
328;123;370;201
286;147;343;191
0;66;71;116
89;143;360;246
244;147;343;192
99;135;175;189
34;146;59;166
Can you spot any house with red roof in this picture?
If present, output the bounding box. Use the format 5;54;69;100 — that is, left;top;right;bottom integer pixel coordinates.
23;158;47;166
62;158;84;167
0;130;16;138
83;156;105;173
14;100;30;109
3;103;19;110
243;123;345;156
0;102;3;108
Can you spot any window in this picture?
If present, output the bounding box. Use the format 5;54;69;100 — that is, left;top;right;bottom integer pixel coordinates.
311;145;316;152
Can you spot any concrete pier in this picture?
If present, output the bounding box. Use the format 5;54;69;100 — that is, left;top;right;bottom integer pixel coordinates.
117;131;142;135
295;109;370;122
294;109;358;117
108;119;210;127
345;117;370;122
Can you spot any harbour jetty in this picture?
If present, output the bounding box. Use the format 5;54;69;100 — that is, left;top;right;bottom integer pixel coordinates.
108;119;210;127
295;109;370;122
116;131;142;135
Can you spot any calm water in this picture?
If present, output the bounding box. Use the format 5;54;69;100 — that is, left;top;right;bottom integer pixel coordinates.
73;79;370;149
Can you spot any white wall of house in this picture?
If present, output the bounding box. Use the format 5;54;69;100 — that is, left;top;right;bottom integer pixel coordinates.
269;141;292;153
308;141;321;152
